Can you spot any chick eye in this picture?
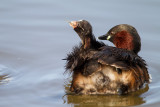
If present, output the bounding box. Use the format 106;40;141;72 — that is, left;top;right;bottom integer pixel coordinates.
78;25;84;31
80;27;84;31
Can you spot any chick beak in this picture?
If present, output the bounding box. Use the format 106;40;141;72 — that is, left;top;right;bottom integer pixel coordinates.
69;21;78;29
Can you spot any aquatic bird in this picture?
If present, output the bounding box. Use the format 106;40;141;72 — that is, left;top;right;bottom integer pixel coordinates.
98;24;141;54
64;20;150;94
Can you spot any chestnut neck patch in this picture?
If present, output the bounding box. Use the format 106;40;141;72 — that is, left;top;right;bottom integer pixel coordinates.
113;31;134;51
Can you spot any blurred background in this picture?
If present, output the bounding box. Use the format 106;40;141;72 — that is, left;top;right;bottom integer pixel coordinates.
0;0;160;107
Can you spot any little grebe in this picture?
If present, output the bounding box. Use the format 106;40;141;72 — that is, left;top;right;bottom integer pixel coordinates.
98;24;141;54
65;20;150;94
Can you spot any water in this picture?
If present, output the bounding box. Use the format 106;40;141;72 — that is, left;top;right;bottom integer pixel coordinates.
0;0;160;106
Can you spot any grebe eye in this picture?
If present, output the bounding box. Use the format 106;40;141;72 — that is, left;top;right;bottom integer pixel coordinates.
111;32;114;35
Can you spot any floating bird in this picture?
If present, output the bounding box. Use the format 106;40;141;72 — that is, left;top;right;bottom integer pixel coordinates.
64;20;150;94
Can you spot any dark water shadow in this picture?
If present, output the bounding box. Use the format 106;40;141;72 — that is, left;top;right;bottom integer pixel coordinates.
0;74;9;85
63;83;149;107
0;66;10;85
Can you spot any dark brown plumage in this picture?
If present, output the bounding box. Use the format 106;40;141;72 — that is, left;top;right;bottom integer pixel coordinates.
64;20;150;95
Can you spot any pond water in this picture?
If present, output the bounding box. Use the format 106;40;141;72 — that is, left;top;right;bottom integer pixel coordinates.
0;0;160;107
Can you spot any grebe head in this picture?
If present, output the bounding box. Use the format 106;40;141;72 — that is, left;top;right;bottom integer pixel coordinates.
98;24;141;54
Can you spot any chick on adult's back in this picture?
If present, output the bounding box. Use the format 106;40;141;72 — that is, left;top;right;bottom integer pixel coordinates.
64;20;149;94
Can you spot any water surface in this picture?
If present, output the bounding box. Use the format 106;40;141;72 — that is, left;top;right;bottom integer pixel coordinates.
0;0;160;107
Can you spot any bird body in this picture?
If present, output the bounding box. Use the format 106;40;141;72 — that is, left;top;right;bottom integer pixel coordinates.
64;20;150;94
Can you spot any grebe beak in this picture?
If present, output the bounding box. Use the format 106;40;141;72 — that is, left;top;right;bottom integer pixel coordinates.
98;35;107;40
98;34;112;41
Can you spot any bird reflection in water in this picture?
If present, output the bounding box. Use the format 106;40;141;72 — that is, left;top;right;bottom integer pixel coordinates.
63;82;149;107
